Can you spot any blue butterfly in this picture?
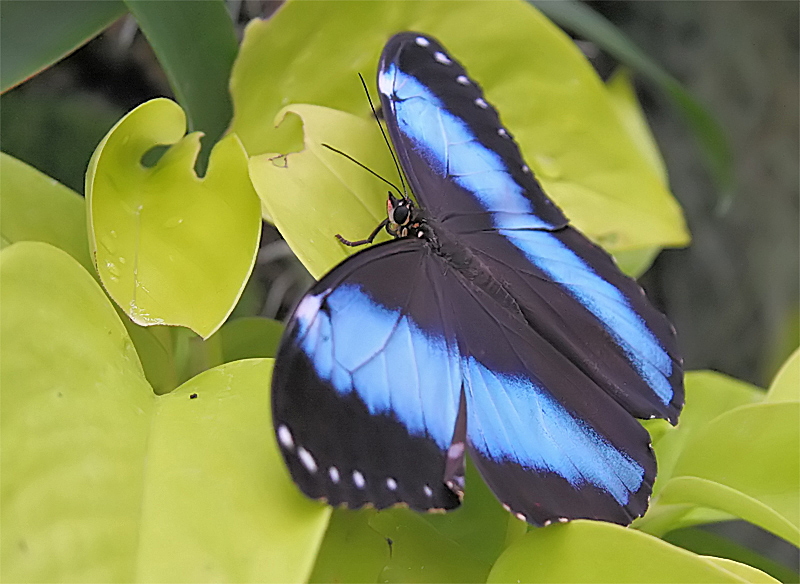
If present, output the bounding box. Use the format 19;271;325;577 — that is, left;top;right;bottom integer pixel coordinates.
271;32;684;526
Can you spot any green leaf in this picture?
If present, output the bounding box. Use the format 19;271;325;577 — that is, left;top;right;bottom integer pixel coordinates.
603;67;671;277
671;402;800;533
648;371;764;496
0;0;126;93
86;98;262;338
124;0;238;170
606;68;668;187
0;241;329;581
0;152;92;273
249;106;397;279
219;316;284;362
234;0;689;254
309;509;392;584
656;477;799;547
309;459;526;583
134;361;328;582
368;510;492;583
701;557;780;584
766;348;799;403
0;153;192;394
611;235;661;278
664;524;799;584
487;520;755;583
530;0;733;195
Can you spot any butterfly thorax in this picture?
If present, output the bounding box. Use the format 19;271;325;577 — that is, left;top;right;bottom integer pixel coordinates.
388;194;525;322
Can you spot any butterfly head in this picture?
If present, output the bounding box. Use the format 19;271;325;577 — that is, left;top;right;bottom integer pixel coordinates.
386;192;427;240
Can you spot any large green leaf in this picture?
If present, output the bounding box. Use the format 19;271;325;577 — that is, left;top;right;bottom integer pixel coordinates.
487;520;770;583
670;402;800;534
635;371;784;541
664;524;800;584
0;153;191;395
309;459;526;583
603;68;667;277
124;0;238;168
605;68;668;187
86;98;262;338
648;371;764;496
309;509;392;583
530;0;733;195
0;242;329;582
655;477;799;548
701;557;781;584
766;347;799;403
0;152;92;271
235;0;688;258
0;0;126;93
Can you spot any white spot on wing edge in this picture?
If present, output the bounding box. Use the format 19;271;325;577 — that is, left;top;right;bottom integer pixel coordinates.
475;98;488;109
353;470;366;489
447;441;465;460
329;466;340;483
378;69;394;97
277;425;294;450
415;36;430;47
423;485;433;497
456;75;470;85
297;447;317;473
386;477;398;491
294;292;324;327
434;52;452;65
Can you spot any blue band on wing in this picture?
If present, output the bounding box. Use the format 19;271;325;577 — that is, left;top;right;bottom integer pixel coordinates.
294;284;461;450
378;65;673;408
295;283;645;505
464;357;644;506
500;229;674;405
379;64;554;230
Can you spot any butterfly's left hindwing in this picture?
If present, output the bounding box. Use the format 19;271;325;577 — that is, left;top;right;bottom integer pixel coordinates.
272;238;465;512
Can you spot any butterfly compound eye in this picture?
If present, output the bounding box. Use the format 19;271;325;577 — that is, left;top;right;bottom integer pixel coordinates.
390;204;411;226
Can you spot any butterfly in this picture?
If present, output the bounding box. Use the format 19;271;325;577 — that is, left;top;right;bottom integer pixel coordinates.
271;32;684;526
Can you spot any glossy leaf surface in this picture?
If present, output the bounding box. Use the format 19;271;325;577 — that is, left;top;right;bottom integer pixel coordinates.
1;242;328;581
0;0;126;92
86;98;261;338
0;152;92;271
487;520;771;583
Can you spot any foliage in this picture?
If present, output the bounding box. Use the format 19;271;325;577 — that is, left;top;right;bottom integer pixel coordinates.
1;1;797;582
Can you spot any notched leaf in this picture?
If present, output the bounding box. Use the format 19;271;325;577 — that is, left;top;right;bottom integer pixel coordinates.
86;98;262;338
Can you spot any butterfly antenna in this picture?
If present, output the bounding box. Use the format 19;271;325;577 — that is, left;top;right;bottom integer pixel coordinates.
321;143;402;196
359;73;409;199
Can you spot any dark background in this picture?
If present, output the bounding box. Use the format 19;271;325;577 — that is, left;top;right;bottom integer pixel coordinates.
2;0;798;388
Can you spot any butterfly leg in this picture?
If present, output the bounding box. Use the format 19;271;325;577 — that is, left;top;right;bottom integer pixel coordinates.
336;218;389;247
